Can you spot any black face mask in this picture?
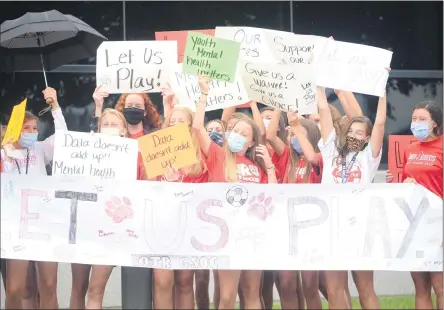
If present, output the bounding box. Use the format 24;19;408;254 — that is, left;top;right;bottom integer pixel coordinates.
123;107;145;125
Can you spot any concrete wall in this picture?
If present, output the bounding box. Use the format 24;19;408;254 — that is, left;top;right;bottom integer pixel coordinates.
0;171;416;309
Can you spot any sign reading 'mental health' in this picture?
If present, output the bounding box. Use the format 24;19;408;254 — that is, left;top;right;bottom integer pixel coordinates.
182;32;241;83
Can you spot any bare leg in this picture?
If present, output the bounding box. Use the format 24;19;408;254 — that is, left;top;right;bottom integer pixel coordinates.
153;269;174;309
275;270;298;309
174;270;195;309
86;265;113;309
22;261;38;309
261;271;274;309
352;271;380;309
301;271;322;309
6;259;29;309
70;264;91;309
431;272;443;310
324;271;350;309
240;270;263;309
36;262;58;309
218;270;241;309
411;272;433;309
238;282;245;309
296;271;305;309
195;270;210;310
213;270;220;309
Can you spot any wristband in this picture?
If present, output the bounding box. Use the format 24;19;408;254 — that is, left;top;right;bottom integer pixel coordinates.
266;164;275;170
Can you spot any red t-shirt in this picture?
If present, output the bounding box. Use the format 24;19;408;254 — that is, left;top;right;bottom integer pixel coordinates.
157;157;209;183
401;136;443;198
130;130;146;181
205;141;268;183
274;146;323;184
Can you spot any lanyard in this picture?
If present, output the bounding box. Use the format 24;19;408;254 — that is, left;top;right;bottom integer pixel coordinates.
14;149;30;175
341;153;358;184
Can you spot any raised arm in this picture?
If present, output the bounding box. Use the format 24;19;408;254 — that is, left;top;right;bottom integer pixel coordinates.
317;87;334;142
192;75;212;157
265;109;286;156
221;106;236;125
287;112;319;165
335;89;363;118
370;90;386;158
90;85;108;132
250;101;266;138
161;87;175;120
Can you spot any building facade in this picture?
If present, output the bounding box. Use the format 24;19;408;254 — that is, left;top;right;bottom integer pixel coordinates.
0;1;443;169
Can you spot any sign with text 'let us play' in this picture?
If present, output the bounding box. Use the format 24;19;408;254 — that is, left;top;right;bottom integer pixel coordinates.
1;174;442;271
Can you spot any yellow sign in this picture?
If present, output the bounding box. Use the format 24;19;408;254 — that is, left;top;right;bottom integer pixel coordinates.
2;98;27;146
138;123;199;179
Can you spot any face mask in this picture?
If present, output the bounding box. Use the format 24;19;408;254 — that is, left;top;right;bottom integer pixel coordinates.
227;132;247;153
18;132;38;148
209;131;224;146
263;119;271;129
411;122;431;141
123;107;145;125
290;138;302;153
346;136;367;152
101;127;121;136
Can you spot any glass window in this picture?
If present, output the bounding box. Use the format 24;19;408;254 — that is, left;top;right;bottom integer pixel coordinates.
126;1;291;40
1;1;123;64
330;78;443;168
292;1;443;70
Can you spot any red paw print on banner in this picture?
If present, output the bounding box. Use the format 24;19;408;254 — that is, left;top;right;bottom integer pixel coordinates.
105;196;134;223
247;193;274;221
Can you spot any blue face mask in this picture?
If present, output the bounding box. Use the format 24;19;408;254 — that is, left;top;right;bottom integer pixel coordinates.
290;138;303;153
411;122;431;141
209;131;224;146
18;132;38;148
227;132;247;153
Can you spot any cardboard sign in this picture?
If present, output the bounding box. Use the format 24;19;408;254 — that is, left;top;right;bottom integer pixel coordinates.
138;123;198;178
96;41;177;94
182;32;241;82
2;98;27;145
388;135;419;183
155;29;215;63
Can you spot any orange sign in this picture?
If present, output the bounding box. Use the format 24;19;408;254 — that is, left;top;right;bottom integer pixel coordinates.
155;29;215;63
138;123;198;179
388;135;418;183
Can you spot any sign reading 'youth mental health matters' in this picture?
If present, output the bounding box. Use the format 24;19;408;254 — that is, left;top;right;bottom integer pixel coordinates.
52;130;139;180
138;124;198;179
182;32;241;82
96;41;177;94
1;174;442;271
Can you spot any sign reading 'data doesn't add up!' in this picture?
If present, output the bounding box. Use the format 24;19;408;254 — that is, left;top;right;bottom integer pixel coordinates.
137;123;199;179
96;41;178;94
182;32;241;83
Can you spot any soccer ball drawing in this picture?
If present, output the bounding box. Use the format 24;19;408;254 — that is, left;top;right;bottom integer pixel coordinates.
226;185;249;207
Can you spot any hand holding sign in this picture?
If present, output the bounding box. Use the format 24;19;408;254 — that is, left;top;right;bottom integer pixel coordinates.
198;74;210;94
1;99;27;146
93;85;109;111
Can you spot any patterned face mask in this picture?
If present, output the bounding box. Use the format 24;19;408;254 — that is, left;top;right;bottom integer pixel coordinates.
346;136;367;152
209;131;224;146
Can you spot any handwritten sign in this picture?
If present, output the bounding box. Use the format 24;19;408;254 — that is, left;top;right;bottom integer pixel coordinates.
170;64;248;111
52;130;139;180
182;32;241;82
138;124;198;178
313;40;393;96
2;99;27;145
155;29;215;63
388;135;419;183
1;173;442;272
239;61;317;114
96;41;177;94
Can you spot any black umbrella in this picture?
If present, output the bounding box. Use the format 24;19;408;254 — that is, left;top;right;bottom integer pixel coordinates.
1;10;107;111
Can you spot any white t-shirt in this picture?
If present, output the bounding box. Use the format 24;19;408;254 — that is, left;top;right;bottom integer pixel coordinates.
1;108;67;176
318;130;382;184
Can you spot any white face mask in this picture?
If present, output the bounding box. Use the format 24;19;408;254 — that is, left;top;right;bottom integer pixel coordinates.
263;119;271;129
101;127;121;136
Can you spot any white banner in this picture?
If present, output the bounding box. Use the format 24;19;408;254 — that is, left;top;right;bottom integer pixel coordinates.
170;64;249;111
314;39;393;96
96;41;177;94
1;174;442;271
239;61;317;114
52;130;139;180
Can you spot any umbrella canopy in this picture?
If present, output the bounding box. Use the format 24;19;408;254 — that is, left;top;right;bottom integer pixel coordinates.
1;9;107;72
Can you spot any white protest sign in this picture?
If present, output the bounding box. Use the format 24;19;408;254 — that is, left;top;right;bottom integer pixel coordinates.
2;174;442;271
239;60;317;114
52;130;138;180
96;41;177;94
314;39;393;96
170;64;249;111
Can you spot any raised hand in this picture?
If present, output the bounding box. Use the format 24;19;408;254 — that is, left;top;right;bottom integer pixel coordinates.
256;144;273;168
197;74;210;94
92;85;109;109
